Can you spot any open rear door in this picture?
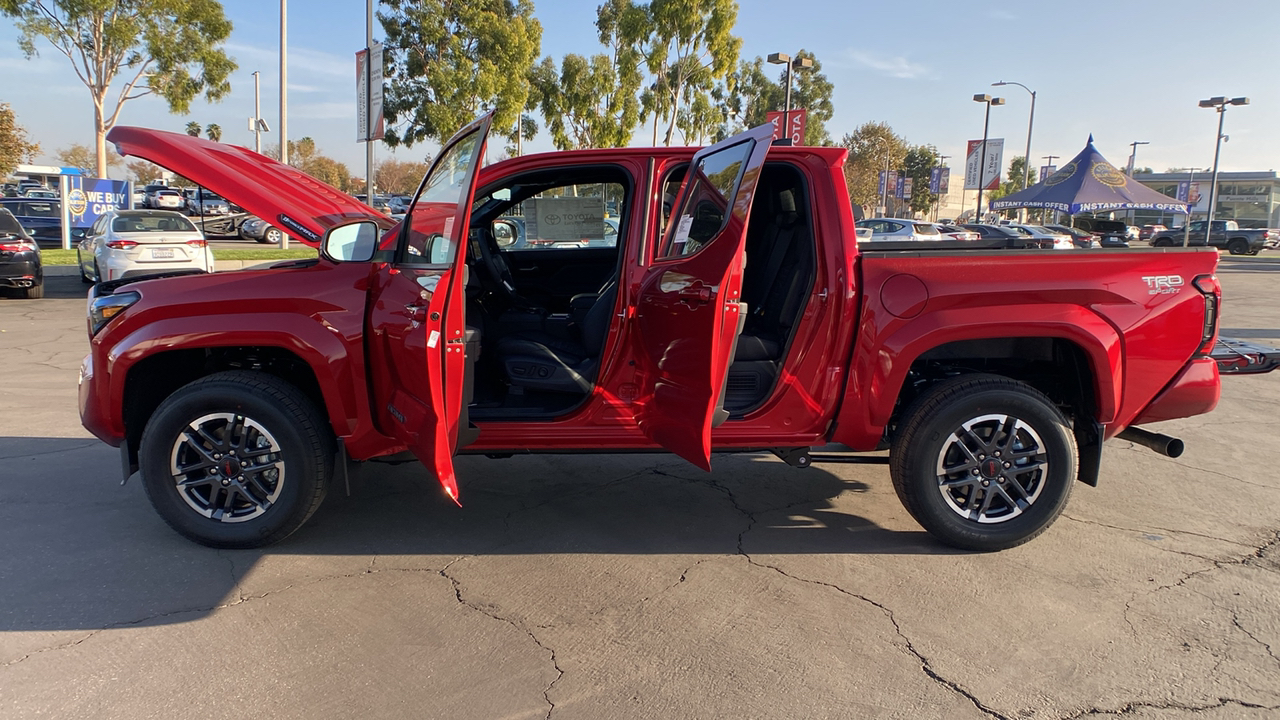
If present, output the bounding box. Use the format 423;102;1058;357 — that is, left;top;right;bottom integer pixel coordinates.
366;114;493;503
634;124;774;470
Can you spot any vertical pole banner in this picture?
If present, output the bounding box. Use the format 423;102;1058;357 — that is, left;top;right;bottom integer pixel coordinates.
369;41;384;141
878;171;887;197
902;177;913;199
929;168;941;193
765;111;784;142
938;167;950;194
355;48;369;142
894;176;904;199
887;170;898;197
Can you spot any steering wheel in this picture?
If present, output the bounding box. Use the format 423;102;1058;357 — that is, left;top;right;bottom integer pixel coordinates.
468;227;542;313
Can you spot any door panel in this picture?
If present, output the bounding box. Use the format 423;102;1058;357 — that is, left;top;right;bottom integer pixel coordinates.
633;124;774;470
366;113;493;502
501;247;618;309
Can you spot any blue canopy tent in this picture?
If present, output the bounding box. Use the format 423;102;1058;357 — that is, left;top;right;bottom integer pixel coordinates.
991;136;1190;216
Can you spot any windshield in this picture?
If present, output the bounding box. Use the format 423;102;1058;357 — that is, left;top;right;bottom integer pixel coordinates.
112;214;199;233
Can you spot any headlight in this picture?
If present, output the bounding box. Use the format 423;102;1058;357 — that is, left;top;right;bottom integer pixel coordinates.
88;291;141;336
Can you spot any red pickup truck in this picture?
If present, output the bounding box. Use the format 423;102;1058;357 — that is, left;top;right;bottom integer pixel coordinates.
79;116;1264;552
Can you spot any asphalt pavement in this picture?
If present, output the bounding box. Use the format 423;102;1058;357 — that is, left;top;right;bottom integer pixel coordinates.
1;260;1278;719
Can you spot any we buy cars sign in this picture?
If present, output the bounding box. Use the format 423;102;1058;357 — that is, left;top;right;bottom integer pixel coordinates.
964;139;1003;191
766;110;807;145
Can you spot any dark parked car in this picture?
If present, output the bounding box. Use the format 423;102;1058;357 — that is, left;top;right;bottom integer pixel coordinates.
1068;218;1129;247
0;208;43;298
0;197;62;247
960;223;1041;248
1044;224;1102;249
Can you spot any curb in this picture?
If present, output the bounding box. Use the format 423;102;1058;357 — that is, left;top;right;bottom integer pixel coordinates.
44;260;285;277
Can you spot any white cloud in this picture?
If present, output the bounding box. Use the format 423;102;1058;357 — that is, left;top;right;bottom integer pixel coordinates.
847;51;929;80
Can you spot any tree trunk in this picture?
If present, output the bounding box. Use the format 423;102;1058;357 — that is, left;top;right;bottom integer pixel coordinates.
94;99;107;179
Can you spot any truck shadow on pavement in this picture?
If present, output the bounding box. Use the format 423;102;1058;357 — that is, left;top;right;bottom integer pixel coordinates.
0;437;949;633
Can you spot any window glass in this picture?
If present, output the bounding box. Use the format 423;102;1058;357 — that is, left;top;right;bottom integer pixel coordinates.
914;223;940;235
111;214;199;232
21;202;58;217
495;182;626;251
404;131;481;263
660;139;753;257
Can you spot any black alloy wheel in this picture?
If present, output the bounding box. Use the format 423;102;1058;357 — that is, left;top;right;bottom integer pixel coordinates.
139;371;333;548
890;374;1076;552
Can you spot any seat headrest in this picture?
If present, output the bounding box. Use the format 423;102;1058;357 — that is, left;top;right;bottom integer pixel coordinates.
778;189;796;215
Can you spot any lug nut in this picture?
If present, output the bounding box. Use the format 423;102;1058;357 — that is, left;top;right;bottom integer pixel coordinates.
994;451;1001;458
972;469;980;475
981;480;990;487
221;479;230;486
1004;462;1012;469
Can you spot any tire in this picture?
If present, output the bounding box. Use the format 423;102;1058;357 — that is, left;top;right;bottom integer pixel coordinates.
889;374;1077;552
18;282;43;299
1228;238;1249;256
139;371;334;548
262;226;284;245
93;261;102;283
1154;238;1173;247
78;250;92;283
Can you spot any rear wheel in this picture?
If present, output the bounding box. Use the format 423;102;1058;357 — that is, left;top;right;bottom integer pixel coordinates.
17;282;43;299
890;374;1076;552
93;261;102;283
1154;238;1174;247
139;371;333;548
262;227;284;245
78;250;92;283
1228;238;1249;255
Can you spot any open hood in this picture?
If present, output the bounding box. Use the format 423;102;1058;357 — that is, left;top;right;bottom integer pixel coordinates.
108;126;393;246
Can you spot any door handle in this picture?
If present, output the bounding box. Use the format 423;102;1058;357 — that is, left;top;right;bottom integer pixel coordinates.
405;303;427;321
678;285;712;305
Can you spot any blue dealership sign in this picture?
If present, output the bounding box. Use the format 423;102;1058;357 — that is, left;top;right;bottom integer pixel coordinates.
66;176;130;229
878;171;887;197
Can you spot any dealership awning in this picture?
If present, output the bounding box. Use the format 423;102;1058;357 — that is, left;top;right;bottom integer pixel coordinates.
990;137;1190;215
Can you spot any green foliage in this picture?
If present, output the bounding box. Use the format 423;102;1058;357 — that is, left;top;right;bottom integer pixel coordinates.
1;0;237;177
56;142;121;176
185;121;201;137
0;102;40;177
615;0;741;146
839;122;907;212
378;0;542;148
902;145;940;215
532;53;621;150
204;123;221;142
988;155;1028;204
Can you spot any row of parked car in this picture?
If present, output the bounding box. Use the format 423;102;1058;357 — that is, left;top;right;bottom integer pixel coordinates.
855;218;1124;250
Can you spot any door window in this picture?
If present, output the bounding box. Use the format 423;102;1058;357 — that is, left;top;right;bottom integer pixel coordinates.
491;182;626;251
402;133;482;264
659;140;755;258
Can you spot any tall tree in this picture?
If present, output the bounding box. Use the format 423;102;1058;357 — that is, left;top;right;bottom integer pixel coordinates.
185;121;201;137
0;102;40;177
839;122;907;213
375;157;430;195
205;123;221;142
902;145;940;216
126;158;163;184
56;142;122;176
619;0;741;146
533;53;630;150
377;0;542;148
1;1;237;182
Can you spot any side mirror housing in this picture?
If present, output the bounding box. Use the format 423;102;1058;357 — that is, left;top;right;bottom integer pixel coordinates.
322;220;380;262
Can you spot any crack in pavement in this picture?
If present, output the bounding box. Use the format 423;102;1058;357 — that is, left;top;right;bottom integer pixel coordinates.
0;441;102;461
439;556;563;720
1059;697;1280;717
1060;513;1257;549
1115;445;1280;491
697;474;1010;720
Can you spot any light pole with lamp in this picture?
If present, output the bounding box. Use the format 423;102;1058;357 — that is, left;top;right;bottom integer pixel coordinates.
1125;141;1149;176
993;81;1034;222
1041;154;1059;223
1199;96;1249;234
870;135;890;216
934;154;950;220
767;52;813;145
972;94;1005;222
1182;167;1205;247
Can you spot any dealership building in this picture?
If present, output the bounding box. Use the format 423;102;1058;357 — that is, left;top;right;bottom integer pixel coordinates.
1131;171;1280;229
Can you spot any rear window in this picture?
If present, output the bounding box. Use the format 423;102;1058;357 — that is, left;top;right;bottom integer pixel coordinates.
112;214;198;232
17;201;57;217
0;210;23;234
914;223;939;235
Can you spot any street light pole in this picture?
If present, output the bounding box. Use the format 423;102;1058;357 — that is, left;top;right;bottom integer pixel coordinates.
934;154;950;221
1042;154;1059;224
1126;141;1149;176
993;81;1034;222
252;71;262;154
1183;167;1204;248
365;0;374;205
869;136;890;216
278;0;289;248
972;94;1005;222
1199;96;1249;233
768;53;813;146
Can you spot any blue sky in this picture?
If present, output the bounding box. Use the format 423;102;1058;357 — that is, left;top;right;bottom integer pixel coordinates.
4;0;1278;179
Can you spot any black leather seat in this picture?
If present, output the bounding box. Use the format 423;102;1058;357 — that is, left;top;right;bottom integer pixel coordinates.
496;282;618;394
735;187;809;362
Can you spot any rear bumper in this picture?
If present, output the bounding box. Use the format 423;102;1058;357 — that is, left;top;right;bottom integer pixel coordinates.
0;257;42;286
1131;357;1220;426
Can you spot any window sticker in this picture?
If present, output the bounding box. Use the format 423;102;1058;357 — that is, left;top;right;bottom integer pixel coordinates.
672;214;693;247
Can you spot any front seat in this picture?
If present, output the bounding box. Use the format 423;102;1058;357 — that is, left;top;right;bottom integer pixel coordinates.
495;282;618;394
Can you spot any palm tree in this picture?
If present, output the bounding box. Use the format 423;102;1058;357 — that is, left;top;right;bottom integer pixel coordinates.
205;123;222;142
185;121;201;137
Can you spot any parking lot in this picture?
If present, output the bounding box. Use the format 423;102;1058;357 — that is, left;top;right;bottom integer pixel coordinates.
1;258;1278;719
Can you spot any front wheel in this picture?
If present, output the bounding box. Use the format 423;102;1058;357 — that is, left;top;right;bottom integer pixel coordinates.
262;226;284;245
139;371;333;548
1154;238;1174;247
890;375;1077;552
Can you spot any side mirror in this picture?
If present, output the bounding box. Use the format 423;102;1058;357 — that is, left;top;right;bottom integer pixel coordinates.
322;220;379;262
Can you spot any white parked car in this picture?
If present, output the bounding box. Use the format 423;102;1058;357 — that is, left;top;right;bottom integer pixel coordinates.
1005;223;1075;250
149;189;184;210
76;209;214;283
855;218;943;241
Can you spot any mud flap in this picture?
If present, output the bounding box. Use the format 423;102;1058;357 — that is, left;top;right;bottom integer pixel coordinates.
1074;419;1103;487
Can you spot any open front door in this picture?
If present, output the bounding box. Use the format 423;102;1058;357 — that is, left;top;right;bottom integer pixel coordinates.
367;114;493;503
634;124;774;470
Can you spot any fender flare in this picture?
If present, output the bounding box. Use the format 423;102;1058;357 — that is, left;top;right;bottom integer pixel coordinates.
106;313;364;437
865;304;1123;429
